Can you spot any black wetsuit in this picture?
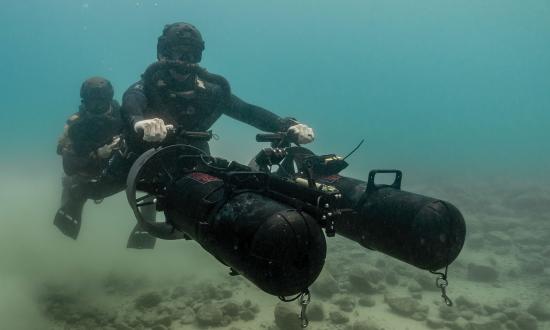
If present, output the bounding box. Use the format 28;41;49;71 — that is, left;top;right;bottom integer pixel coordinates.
54;101;125;240
121;62;296;154
58;101;124;177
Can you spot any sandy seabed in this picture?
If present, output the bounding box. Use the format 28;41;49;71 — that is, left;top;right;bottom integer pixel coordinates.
1;169;549;330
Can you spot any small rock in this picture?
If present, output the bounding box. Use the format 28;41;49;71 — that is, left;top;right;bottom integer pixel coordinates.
222;302;242;318
311;270;339;298
375;259;386;268
444;317;468;330
329;311;349;324
333;296;355;312
486;231;511;246
467;234;485;248
113;323;132;330
515;313;539;330
240;309;255;321
170;286;187;299
352;319;382;330
274;302;301;330
527;298;550;320
439;305;459;321
413;292;424;300
414;275;438;291
134;292;162;310
411;311;427;321
349;265;385;293
358;296;376;307
385;272;399;285
505;321;520;330
196;304;224;327
426;317;445;329
499;298;520;309
467;320;501;330
178;307;195;324
523;260;545;274
503;308;520;321
384;294;425;317
157;316;172;328
455;295;480;310
467;263;499;282
483;304;499;315
493;312;508;322
408;281;423;293
459;310;475;320
308;302;325;321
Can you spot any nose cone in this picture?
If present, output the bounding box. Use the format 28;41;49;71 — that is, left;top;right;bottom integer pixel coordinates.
247;210;327;297
413;201;466;270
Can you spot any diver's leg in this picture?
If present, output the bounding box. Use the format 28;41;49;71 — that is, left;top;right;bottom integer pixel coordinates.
54;175;87;239
127;195;157;249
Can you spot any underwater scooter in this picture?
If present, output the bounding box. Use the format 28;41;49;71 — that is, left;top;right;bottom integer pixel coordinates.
125;130;466;327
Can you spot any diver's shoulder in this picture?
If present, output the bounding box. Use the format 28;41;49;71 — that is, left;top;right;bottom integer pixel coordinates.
199;69;231;93
66;112;81;125
124;81;146;95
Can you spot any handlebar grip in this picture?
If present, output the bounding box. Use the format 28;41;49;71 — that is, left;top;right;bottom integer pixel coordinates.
256;133;285;143
184;131;212;138
178;130;213;141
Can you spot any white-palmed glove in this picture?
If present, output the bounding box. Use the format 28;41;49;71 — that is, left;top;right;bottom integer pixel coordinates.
134;118;168;142
288;123;315;144
96;136;121;159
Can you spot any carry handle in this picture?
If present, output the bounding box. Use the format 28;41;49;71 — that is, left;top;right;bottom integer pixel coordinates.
366;169;402;194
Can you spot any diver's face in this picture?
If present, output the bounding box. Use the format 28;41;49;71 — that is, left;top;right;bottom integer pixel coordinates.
163;44;202;63
84;98;111;115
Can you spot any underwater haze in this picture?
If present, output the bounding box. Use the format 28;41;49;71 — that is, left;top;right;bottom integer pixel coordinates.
1;1;550;329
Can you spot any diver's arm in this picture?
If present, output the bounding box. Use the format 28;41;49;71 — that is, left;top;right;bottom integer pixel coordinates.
121;82;147;128
56;124;70;156
61;150;99;177
122;82;170;142
223;94;297;132
57;122;101;176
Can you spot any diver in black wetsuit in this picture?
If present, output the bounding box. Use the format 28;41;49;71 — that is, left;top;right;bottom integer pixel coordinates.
121;22;315;154
54;77;125;239
120;22;316;249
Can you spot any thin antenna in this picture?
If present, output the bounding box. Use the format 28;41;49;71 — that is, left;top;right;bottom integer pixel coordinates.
343;139;365;160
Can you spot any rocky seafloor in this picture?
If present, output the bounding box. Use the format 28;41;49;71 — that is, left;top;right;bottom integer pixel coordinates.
36;182;550;330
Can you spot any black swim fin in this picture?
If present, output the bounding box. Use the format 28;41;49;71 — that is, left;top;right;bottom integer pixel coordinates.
54;197;86;240
127;224;157;249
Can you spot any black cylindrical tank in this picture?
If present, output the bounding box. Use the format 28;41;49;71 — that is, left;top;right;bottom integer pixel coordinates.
317;173;466;271
164;172;327;297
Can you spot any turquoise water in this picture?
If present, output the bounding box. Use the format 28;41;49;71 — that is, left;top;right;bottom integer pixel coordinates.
1;1;549;329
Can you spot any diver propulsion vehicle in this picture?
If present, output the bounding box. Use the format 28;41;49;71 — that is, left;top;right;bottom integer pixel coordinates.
125;133;466;299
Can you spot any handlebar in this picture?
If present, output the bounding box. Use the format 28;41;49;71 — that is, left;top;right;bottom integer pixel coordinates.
136;123;212;142
256;131;298;148
166;124;213;141
256;133;286;143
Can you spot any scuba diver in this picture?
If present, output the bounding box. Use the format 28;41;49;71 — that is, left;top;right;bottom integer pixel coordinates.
121;22;315;154
120;22;317;248
54;77;125;239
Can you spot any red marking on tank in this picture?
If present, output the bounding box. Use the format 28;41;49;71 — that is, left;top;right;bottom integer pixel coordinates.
188;172;221;184
319;175;342;183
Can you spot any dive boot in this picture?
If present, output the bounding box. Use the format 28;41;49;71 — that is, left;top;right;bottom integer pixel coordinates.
127;224;157;249
54;197;86;239
127;196;157;249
